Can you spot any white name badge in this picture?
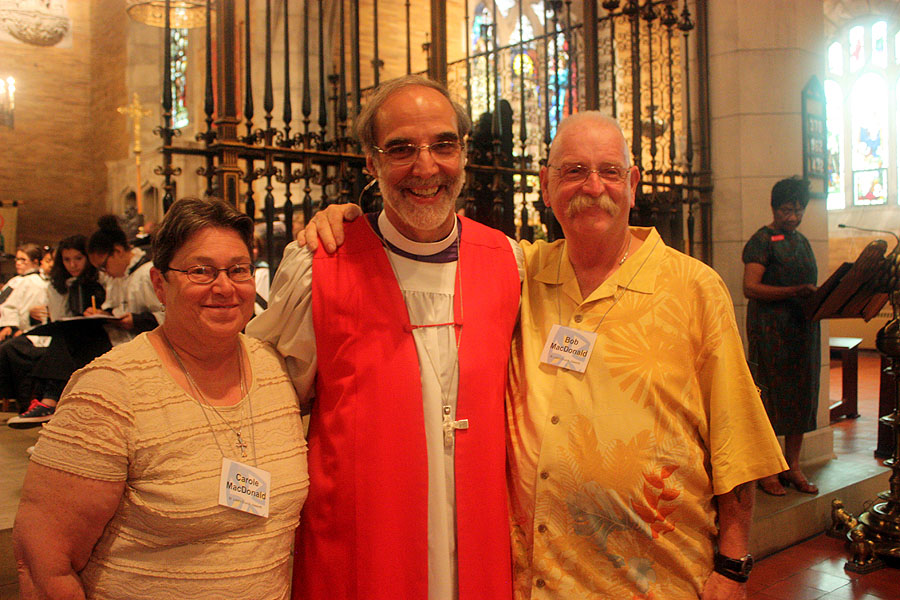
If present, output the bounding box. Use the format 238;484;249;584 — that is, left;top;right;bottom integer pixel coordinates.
539;324;598;373
219;457;271;517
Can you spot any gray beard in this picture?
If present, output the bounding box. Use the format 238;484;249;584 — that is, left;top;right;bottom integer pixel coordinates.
379;174;464;234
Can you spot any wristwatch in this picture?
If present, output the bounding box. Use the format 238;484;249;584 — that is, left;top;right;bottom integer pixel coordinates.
713;552;754;583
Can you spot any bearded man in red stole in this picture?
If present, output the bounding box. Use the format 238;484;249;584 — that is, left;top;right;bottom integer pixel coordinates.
247;75;520;600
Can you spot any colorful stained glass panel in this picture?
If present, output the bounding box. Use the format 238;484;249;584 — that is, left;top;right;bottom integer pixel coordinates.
825;79;845;209
849;25;865;72
850;72;887;171
872;21;887;68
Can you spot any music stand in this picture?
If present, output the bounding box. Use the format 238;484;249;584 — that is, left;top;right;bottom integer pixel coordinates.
804;239;892;323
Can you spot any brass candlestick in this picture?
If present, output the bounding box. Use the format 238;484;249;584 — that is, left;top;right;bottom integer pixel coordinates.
842;289;900;572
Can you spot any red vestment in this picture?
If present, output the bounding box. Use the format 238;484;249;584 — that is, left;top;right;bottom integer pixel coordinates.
294;217;518;600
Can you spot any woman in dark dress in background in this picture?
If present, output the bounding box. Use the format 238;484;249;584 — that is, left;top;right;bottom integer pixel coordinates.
743;177;820;496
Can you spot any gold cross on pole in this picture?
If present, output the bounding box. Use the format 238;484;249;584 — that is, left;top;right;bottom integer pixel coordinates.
117;93;151;215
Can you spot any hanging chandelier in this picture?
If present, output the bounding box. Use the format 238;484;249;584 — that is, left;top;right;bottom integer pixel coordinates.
125;1;213;29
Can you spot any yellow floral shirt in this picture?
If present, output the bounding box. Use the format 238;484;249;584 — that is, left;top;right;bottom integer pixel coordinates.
508;228;786;599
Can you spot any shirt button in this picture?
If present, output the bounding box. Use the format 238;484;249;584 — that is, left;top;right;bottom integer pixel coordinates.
535;579;546;588
551;415;560;425
538;524;548;533
540;471;549;479
573;314;583;323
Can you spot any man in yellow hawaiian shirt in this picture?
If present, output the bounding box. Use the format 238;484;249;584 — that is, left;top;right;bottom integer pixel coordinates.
506;112;787;600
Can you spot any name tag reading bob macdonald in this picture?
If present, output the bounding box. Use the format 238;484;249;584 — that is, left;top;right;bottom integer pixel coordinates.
539;324;597;373
219;458;271;517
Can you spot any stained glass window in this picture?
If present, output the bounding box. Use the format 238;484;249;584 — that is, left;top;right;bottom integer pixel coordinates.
825;80;844;209
851;75;887;205
469;4;493;122
848;25;865;72
170;28;189;129
873;21;887;68
828;41;842;75
896;30;900;64
826;21;900;209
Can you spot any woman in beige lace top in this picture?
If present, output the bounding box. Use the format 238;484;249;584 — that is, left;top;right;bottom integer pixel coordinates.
13;198;309;600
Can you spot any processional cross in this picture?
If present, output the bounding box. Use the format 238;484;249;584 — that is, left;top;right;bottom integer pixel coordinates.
117;93;151;216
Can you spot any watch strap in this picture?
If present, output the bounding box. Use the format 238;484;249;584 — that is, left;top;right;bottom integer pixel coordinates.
713;552;753;583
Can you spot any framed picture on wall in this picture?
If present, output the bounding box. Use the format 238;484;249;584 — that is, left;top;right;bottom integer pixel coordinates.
802;77;828;200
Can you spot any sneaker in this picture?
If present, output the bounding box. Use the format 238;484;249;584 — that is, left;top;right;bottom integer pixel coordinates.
7;399;55;429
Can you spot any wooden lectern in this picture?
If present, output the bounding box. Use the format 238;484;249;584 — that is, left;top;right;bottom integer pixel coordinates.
806;240;898;458
804;239;891;323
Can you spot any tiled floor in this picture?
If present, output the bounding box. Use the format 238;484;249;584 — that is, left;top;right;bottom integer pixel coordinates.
748;534;898;599
747;351;898;600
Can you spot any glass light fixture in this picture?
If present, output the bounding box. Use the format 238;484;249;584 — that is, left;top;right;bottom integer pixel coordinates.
125;1;213;29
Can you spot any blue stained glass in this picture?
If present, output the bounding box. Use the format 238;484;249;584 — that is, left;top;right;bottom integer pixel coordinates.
872;21;887;68
170;28;189;129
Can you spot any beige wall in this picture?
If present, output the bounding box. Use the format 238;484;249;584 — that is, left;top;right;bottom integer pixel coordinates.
0;0;124;247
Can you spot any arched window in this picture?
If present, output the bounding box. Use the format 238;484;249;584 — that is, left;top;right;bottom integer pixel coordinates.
826;20;899;209
170;28;189;129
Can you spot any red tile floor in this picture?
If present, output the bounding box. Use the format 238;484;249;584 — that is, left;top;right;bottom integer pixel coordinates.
746;351;897;600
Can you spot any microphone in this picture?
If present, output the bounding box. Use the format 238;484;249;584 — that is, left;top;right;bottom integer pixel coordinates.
837;223;900;244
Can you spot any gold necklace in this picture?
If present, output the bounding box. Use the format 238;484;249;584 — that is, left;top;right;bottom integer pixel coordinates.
161;330;253;459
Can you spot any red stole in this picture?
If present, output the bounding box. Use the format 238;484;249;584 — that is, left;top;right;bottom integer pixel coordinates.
295;216;518;600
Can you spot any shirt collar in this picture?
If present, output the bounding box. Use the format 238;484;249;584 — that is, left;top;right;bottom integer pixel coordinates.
534;227;662;303
374;211;460;263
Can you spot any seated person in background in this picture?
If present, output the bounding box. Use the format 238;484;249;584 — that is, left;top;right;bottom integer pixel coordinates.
5;235;105;426
39;245;53;277
14;197;309;600
0;244;49;342
84;214;165;347
8;216;165;423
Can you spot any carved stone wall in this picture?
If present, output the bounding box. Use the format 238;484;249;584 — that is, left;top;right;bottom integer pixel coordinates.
0;0;71;47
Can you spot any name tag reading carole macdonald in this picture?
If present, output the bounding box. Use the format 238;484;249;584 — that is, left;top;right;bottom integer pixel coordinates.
539;324;598;373
219;458;271;517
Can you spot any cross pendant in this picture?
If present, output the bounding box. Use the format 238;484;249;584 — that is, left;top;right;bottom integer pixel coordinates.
442;405;469;447
235;433;248;457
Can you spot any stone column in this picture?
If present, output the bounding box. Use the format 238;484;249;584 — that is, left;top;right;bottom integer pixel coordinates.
708;0;833;465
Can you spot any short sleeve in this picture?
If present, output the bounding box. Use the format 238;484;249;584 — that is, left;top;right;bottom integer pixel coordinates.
695;270;787;494
30;365;133;482
742;230;770;266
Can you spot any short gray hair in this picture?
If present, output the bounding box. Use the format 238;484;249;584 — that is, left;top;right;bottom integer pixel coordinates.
152;197;254;273
355;75;471;153
549;111;632;167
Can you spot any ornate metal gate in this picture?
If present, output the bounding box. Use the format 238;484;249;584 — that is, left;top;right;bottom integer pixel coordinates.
154;0;712;271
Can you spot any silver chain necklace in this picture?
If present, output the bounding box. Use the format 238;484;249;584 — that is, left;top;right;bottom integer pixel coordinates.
161;330;254;460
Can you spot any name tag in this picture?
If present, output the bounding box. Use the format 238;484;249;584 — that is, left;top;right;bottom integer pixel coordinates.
219;457;271;517
539;324;597;373
770;234;784;242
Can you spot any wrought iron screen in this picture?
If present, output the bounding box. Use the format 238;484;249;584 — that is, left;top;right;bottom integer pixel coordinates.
155;0;711;272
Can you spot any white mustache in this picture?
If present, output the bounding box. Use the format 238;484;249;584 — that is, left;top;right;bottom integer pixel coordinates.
567;193;620;218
